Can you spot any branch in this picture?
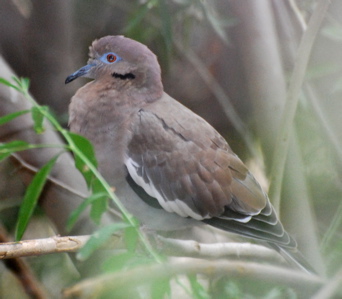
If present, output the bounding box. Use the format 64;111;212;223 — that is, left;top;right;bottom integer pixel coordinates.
0;235;90;259
156;235;284;264
0;234;282;266
63;259;324;298
0;225;49;299
312;267;342;299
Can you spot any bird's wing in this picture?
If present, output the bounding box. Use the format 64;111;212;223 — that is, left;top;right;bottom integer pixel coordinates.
125;93;295;247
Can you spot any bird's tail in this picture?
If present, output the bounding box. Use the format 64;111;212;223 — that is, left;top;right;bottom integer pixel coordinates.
269;243;318;275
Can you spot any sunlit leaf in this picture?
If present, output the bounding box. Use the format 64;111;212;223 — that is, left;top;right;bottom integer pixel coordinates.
15;155;59;240
0;110;30;126
77;222;130;261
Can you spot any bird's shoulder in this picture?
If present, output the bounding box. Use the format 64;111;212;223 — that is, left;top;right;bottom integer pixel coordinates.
131;92;230;151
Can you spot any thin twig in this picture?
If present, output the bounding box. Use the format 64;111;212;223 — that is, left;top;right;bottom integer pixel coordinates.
0;225;49;299
63;259;324;298
0;234;280;264
156;235;284;264
0;235;91;259
312;267;342;299
10;153;89;199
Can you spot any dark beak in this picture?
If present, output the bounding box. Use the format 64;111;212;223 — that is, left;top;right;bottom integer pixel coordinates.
65;64;94;84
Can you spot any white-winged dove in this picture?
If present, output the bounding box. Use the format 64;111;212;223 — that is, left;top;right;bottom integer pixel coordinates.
65;35;314;273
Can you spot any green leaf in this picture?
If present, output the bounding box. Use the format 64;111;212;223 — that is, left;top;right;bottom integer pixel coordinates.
31;106;47;134
0;77;21;91
0;140;31;161
151;277;171;299
102;252;153;273
102;252;136;272
12;76;30;93
77;222;130;261
188;275;210;299
90;179;108;224
124;218;139;253
15;155;59;240
20;77;30;92
0;110;30;126
68;132;98;188
66;192;108;232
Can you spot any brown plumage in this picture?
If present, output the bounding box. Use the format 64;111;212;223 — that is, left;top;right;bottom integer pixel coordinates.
66;35;314;273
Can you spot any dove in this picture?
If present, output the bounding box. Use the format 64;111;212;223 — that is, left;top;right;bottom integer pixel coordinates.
66;35;315;273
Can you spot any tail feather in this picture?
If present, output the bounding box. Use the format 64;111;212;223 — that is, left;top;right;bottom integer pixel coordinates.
269;243;318;275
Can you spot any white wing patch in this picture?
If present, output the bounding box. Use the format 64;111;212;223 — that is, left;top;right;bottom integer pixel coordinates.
125;157;208;220
220;215;252;223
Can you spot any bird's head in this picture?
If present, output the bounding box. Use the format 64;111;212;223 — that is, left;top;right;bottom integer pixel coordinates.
65;36;163;95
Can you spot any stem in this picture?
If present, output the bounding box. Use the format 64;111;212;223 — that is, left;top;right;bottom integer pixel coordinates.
269;0;331;211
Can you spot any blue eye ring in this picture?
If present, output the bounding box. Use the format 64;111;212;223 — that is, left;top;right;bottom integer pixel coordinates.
100;52;122;64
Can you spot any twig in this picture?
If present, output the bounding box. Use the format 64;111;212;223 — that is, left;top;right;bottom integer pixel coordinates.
269;0;331;211
63;259;324;298
0;225;49;299
0;235;91;259
312;267;342;299
156;235;284;264
10;153;89;199
0;234;281;265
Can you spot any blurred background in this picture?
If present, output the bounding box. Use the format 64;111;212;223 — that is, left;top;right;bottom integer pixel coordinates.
1;0;342;298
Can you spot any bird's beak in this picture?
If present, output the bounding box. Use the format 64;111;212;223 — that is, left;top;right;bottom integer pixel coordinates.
65;64;94;84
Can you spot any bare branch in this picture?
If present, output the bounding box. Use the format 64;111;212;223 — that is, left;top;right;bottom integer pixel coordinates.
0;234;282;267
312;267;342;299
0;225;49;299
63;259;324;298
156;235;284;264
0;235;91;259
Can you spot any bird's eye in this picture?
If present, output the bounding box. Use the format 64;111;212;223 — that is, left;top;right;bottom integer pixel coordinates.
107;54;117;63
